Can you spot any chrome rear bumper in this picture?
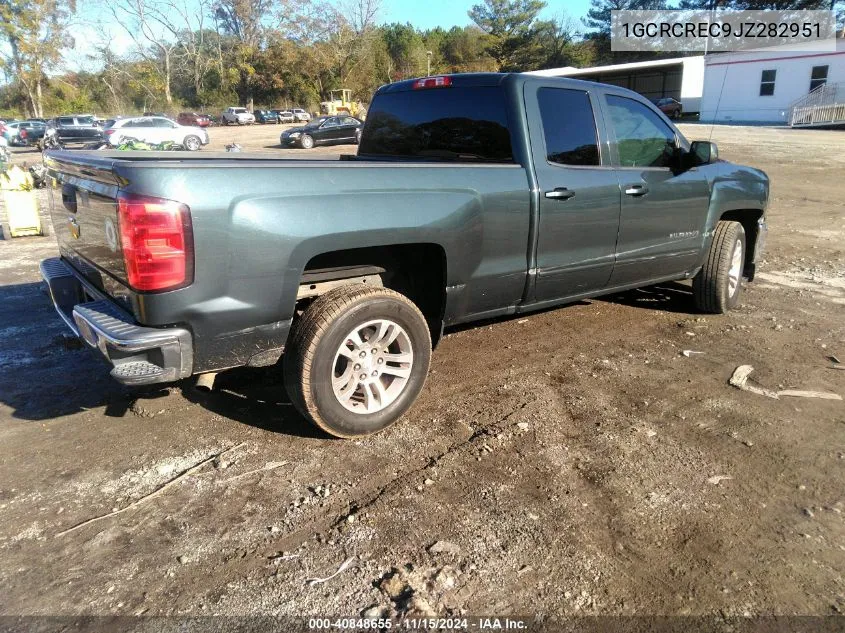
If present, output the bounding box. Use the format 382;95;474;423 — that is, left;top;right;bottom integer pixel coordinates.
40;257;193;385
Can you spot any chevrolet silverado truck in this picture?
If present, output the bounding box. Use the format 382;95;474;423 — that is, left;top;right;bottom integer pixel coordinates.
40;73;769;438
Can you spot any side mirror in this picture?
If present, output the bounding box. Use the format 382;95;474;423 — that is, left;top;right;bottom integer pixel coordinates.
690;140;718;165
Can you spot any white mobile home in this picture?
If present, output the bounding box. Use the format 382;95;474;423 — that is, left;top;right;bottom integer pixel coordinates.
699;40;845;124
528;56;706;114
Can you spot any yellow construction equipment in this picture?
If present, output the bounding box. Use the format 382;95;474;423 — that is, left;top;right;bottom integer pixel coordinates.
320;89;365;118
1;165;43;239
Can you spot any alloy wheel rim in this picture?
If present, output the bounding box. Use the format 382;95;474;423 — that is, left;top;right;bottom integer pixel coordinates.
728;238;743;297
331;319;413;414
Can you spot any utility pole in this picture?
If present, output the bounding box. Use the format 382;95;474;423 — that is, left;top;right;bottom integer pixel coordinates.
426;51;433;76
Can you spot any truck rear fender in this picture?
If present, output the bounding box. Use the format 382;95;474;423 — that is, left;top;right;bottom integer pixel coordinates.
300;244;448;345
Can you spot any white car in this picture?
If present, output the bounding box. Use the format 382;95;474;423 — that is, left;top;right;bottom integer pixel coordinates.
292;108;311;122
105;116;209;151
275;110;295;123
222;107;255;125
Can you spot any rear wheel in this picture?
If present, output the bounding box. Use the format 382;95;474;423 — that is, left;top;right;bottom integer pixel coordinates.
299;134;314;149
693;220;746;314
284;285;432;438
184;135;201;151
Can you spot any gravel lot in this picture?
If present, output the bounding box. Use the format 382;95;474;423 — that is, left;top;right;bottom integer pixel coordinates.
0;122;843;624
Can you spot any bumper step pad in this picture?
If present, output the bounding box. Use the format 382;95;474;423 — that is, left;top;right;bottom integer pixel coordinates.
111;361;167;383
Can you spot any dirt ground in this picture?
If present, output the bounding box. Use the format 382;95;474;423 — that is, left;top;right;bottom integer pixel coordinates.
0;122;843;627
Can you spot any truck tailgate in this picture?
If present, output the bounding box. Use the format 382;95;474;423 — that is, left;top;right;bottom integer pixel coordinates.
45;153;128;297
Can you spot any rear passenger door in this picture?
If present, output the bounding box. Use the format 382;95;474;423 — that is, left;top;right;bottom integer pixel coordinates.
337;116;359;141
525;84;622;302
601;93;711;286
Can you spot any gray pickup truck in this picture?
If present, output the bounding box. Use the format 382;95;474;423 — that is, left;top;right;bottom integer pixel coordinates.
41;73;768;437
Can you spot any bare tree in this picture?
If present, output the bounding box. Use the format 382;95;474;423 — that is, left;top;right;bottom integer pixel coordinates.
104;0;188;104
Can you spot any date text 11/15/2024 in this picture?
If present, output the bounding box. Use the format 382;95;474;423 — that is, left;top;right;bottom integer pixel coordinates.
307;617;528;630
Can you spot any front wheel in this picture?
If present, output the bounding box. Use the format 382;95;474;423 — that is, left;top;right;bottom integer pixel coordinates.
284;285;432;438
184;135;201;151
693;220;746;314
299;134;314;149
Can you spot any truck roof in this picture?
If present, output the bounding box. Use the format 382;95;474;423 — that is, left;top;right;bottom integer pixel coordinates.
375;72;643;101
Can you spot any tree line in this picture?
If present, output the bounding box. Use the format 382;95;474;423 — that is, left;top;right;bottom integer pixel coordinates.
0;0;840;118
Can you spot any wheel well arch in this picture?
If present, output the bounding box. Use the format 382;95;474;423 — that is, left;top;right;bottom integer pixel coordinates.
300;243;448;345
718;208;763;276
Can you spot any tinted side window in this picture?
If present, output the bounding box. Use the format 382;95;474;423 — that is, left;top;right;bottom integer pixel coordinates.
606;95;676;168
58;117;75;126
360;86;513;162
537;88;599;167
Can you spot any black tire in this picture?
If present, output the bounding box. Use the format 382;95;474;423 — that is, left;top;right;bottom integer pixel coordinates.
693;220;746;314
299;134;314;149
284;285;432;438
184;135;201;151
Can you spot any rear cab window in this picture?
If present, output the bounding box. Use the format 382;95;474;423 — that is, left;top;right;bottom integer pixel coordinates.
359;85;513;163
536;88;600;167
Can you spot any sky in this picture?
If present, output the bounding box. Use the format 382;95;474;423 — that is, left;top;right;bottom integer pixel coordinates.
64;0;596;73
380;0;593;31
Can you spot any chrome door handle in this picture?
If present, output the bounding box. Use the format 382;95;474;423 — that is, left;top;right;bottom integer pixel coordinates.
624;184;649;196
545;187;575;201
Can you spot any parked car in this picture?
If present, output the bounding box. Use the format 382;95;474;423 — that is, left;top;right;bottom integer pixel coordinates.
0;121;32;145
654;97;683;119
254;110;280;124
273;110;295;123
104;116;209;151
41;72;768;438
221;107;255;125
17;120;47;146
177;112;212;128
291;108;311;122
45;115;104;145
280;115;363;149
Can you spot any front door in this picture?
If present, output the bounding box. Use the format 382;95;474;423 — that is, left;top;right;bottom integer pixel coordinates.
319;117;342;143
602;93;711;286
526;84;622;302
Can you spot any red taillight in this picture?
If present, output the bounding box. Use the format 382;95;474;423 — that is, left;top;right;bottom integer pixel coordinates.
117;193;193;292
105;128;115;136
413;76;452;90
20;128;27;139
